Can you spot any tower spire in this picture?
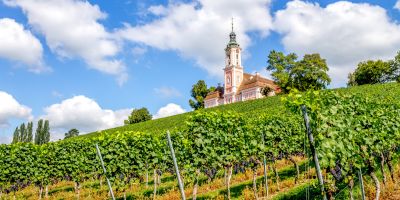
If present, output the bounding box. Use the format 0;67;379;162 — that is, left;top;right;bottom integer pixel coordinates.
231;17;234;32
228;17;238;46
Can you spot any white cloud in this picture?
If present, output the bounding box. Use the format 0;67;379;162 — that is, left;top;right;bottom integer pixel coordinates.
395;1;400;10
0;91;32;127
4;0;127;84
153;103;186;119
41;95;131;140
273;0;400;87
148;5;168;16
0;18;46;72
117;0;272;78
154;86;182;98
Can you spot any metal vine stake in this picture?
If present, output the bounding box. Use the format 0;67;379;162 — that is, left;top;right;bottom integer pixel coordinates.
95;143;115;200
301;105;327;200
166;131;186;200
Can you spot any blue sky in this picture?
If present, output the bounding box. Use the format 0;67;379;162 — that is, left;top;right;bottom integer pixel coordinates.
1;0;400;143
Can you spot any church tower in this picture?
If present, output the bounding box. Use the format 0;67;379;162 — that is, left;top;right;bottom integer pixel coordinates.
224;19;243;103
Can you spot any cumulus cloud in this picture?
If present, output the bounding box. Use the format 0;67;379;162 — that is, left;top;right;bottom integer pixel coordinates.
395;1;400;10
148;5;168;16
41;95;131;140
3;0;127;84
0;18;46;72
117;0;272;78
153;103;186;119
154;86;182;98
0;91;32;127
273;0;400;87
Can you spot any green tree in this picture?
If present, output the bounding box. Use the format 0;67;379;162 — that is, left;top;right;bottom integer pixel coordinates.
267;51;330;92
347;60;391;86
189;80;215;110
292;54;331;91
34;119;50;145
35;119;43;144
27;122;33;142
260;86;273;97
64;128;79;139
267;50;298;93
43;120;50;143
19;123;26;142
12;127;20;144
124;108;152;125
389;51;400;83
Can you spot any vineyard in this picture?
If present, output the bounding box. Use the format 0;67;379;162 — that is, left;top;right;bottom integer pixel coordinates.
1;83;400;200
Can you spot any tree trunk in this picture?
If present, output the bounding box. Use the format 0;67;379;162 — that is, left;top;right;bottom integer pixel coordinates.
370;171;380;200
45;185;48;199
288;156;299;184
74;182;80;200
124;191;127;200
386;152;396;183
380;153;386;186
349;178;354;200
224;168;227;186
39;186;43;199
252;169;259;200
192;169;200;200
153;169;157;200
226;166;233;200
273;160;280;191
158;172;161;185
99;176;103;190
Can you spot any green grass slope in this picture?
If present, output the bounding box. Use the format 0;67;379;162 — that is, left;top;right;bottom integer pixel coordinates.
81;83;400;138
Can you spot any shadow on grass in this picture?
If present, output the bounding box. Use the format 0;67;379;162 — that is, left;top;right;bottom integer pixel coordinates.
272;181;321;200
48;185;75;195
195;161;312;200
147;175;176;185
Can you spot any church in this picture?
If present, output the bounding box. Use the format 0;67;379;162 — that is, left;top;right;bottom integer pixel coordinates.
204;25;280;108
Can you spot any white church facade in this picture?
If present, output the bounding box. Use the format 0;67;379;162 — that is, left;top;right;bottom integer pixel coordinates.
204;26;280;108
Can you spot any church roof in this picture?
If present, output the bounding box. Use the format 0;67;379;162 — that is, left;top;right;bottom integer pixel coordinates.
204;73;281;101
204;90;222;100
204;86;224;100
237;73;280;94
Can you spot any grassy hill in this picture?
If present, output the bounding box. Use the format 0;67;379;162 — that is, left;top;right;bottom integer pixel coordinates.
82;82;400;138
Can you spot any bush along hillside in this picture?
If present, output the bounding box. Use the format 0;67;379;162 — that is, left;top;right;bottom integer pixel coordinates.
1;82;400;200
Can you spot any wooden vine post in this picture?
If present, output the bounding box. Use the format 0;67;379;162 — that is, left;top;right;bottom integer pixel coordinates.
95;144;115;200
166;131;186;200
301;105;327;200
